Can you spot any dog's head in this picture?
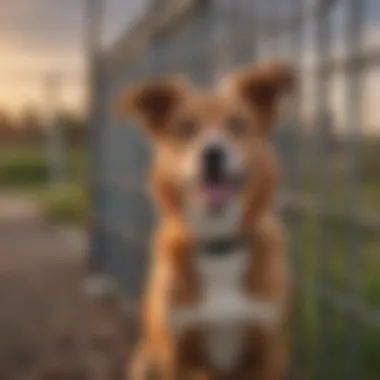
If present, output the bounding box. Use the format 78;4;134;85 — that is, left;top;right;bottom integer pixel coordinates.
117;62;294;235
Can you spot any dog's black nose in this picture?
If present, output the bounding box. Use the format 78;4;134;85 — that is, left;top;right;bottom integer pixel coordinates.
202;145;225;183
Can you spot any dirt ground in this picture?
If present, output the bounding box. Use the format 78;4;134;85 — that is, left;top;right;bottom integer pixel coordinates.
0;196;137;380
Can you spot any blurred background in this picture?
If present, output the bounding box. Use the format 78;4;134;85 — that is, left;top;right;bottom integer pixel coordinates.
0;0;379;379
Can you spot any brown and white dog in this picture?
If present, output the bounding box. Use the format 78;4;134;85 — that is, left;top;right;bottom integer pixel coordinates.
118;61;294;380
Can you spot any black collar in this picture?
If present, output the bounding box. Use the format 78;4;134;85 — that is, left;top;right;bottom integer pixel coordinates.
197;234;251;256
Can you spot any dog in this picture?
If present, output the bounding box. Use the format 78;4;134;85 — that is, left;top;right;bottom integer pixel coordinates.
118;61;294;380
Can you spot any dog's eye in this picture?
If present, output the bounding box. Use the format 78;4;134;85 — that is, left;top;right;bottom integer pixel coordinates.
227;116;249;137
173;118;197;139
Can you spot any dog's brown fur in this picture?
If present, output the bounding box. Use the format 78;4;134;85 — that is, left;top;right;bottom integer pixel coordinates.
118;61;294;380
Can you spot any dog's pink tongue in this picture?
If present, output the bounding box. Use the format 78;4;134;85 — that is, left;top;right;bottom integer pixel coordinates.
203;184;234;207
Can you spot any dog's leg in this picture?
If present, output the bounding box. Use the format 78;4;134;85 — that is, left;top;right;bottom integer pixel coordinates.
128;341;177;380
183;369;213;380
243;339;287;380
128;342;154;380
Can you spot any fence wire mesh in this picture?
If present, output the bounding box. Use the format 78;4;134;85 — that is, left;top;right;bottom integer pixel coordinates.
89;0;380;378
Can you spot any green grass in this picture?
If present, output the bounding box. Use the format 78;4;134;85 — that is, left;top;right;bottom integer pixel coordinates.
0;148;85;188
289;147;380;380
0;148;88;226
37;183;88;226
291;215;380;380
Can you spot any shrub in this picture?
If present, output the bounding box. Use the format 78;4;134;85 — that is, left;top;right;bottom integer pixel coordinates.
40;184;88;226
0;151;48;186
0;149;85;188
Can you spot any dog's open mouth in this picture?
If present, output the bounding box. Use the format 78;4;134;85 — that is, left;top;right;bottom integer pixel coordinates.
203;183;235;208
201;177;242;211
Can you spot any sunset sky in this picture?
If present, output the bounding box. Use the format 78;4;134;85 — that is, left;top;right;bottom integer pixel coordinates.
0;0;147;114
0;0;379;133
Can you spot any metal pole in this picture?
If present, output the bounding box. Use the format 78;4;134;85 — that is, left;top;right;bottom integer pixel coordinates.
85;0;104;60
314;2;333;378
85;0;105;272
44;71;66;188
345;0;364;378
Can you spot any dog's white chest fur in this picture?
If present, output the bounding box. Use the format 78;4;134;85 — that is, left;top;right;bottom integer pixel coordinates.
172;201;279;371
195;249;250;371
171;243;280;372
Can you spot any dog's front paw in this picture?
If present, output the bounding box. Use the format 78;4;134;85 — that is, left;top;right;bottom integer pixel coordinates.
246;301;282;330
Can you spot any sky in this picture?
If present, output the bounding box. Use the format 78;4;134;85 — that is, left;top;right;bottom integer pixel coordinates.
0;0;379;133
0;0;148;114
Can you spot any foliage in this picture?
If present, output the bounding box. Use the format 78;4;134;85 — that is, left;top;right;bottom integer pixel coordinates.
39;183;88;226
0;150;49;186
0;149;88;226
0;149;85;188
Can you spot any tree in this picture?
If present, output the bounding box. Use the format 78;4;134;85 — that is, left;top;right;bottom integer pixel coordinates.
58;111;88;146
0;108;15;139
19;105;44;143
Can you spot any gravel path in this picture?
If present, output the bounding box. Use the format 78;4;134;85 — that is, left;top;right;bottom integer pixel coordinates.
0;195;135;380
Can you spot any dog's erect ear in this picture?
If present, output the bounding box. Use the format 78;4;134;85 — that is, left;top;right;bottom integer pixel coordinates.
220;61;295;136
116;75;189;136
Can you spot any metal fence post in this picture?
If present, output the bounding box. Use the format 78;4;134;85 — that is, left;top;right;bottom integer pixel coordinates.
85;0;106;272
44;72;66;188
345;1;365;378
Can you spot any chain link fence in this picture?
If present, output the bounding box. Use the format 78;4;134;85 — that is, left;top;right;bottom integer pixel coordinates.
89;0;380;378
